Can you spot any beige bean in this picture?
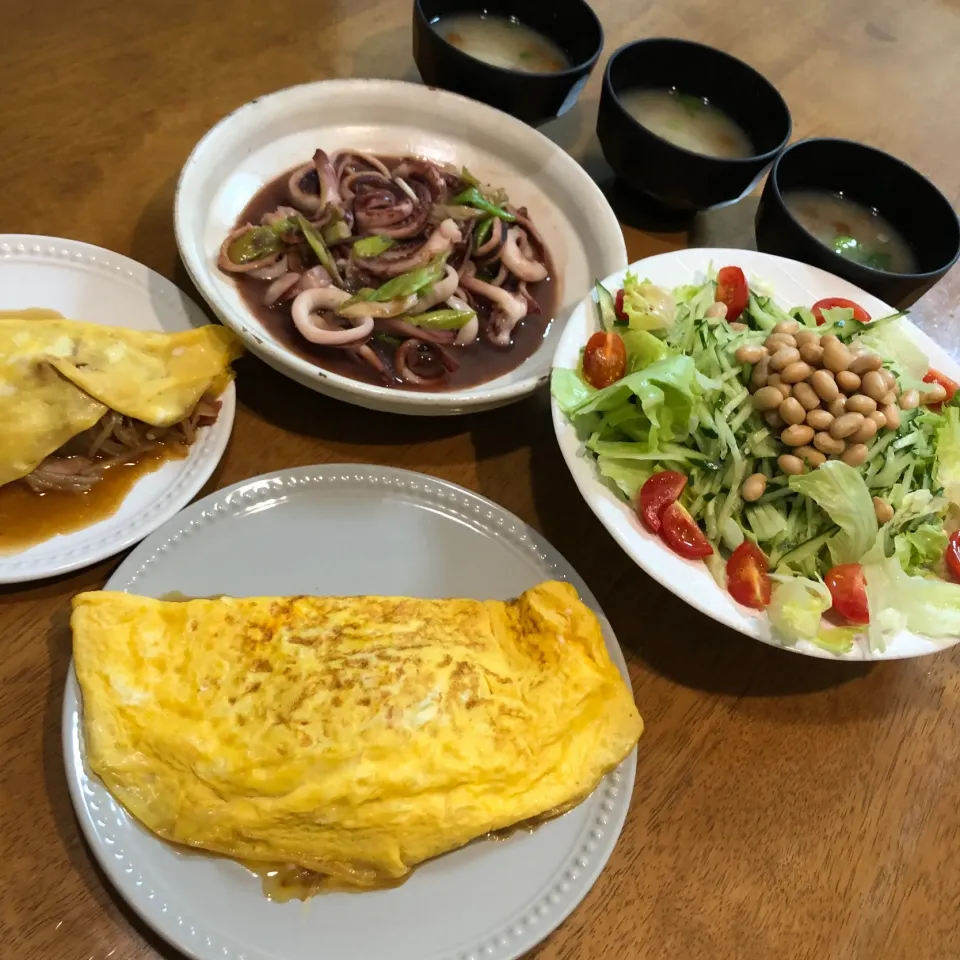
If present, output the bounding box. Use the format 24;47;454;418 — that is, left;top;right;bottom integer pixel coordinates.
729;321;748;332
820;334;841;347
779;397;807;425
845;394;877;415
881;403;901;431
848;417;879;444
814;432;846;455
753;386;783;411
782;424;815;447
773;319;800;335
793;381;820;411
768;374;792;399
781;361;814;384
873;497;894;524
750;355;771;390
764;333;797;353
742;473;767;502
794;329;820;348
861;370;888;402
806;409;834;431
879;368;898;392
810;369;840;402
836;370;862;394
735;344;767;365
848;340;868;357
794;445;826;468
899;389;920;410
841;443;869;467
868;410;887;430
778;454;805;475
770;346;801;371
827;396;848;419
799;342;825;366
706;301;728;319
848;353;883;376
830;412;865;439
880;391;897;406
923;382;948;405
822;341;853;373
764;410;786;429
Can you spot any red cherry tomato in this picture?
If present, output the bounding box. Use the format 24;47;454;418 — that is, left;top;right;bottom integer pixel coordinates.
946;532;960;583
660;502;714;559
637;470;687;534
824;563;870;624
583;331;626;389
923;369;958;408
615;288;628;323
726;541;772;609
811;297;871;325
716;266;748;322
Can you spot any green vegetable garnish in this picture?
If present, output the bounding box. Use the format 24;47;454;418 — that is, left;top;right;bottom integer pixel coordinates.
339;255;450;312
451;187;516;222
474;217;494;247
226;226;282;265
404;308;476;330
295;213;341;284
322;219;352;245
353;235;396;258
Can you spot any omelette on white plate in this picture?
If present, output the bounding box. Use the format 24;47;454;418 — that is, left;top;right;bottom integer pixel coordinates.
72;581;643;898
0;318;242;492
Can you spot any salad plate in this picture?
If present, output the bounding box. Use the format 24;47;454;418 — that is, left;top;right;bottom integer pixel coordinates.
552;248;960;660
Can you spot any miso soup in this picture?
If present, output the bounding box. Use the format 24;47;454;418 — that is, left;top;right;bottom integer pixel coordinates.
784;189;917;274
617;87;754;159
432;13;569;74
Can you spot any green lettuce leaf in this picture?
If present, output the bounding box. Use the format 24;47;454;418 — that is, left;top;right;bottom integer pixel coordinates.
550;368;594;414
620;273;676;331
621;329;671;373
935;407;960;508
853;319;929;392
893;523;948;576
595;456;654;498
788;461;878;565
769;576;831;644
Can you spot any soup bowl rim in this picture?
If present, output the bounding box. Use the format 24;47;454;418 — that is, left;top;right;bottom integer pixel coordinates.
768;135;960;280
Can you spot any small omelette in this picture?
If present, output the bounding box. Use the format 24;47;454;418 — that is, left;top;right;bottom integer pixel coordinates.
72;581;643;896
0;317;242;490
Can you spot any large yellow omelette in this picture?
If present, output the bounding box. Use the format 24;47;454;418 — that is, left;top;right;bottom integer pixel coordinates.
72;581;643;893
0;318;242;486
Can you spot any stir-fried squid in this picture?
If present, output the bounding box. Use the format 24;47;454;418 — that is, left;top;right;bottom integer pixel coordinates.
219;150;553;388
24;397;222;494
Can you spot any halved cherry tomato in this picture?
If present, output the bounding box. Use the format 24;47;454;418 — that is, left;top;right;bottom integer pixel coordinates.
726;541;771;609
660;501;713;559
923;369;958;408
716;266;748;322
583;331;626;389
811;297;871;325
824;563;869;624
637;470;687;534
946;532;960;583
615;288;628;323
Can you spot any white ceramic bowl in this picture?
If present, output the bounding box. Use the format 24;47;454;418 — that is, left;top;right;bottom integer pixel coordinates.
175;79;626;415
552;248;960;661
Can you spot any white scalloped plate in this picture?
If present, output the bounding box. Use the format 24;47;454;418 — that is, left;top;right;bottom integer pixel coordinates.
175;79;627;415
553;248;960;661
63;465;637;960
0;235;235;584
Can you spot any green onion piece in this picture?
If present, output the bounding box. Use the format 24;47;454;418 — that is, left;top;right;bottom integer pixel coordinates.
451;186;516;222
353;235;396;258
322;219;352;245
368;254;449;302
227;226;282;265
295;214;341;284
460;166;481;188
404;309;476;330
474;217;495;247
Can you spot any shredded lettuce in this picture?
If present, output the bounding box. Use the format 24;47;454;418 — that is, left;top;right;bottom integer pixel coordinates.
935;407;960;509
788;461;878;566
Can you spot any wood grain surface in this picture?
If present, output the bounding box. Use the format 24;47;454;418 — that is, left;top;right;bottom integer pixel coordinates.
2;1;959;958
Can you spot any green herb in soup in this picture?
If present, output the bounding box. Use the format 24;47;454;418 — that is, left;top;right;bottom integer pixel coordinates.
784;189;918;274
617;87;754;159
432;13;569;74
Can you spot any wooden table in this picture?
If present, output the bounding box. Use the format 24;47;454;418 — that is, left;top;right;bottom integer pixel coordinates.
2;1;959;957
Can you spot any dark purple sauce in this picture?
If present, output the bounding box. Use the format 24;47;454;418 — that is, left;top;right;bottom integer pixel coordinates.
231;164;556;391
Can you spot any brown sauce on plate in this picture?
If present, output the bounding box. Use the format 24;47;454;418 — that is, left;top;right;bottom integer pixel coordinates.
232;167;557;391
0;447;183;553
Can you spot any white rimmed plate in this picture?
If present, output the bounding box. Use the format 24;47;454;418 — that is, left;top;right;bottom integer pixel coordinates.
0;235;235;584
552;248;960;660
175;79;627;415
63;465;637;960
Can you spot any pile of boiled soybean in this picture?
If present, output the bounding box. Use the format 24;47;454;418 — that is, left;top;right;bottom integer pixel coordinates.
734;319;947;523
